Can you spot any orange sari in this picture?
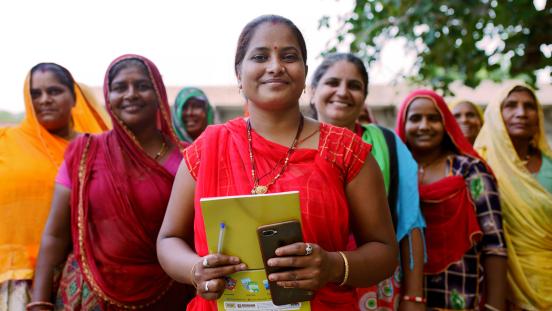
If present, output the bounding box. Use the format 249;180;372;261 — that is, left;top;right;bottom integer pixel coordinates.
0;75;110;284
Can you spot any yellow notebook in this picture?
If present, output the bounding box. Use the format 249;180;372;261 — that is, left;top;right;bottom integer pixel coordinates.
200;191;311;311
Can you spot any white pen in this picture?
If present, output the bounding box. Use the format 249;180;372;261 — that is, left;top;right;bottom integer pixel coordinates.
217;222;226;253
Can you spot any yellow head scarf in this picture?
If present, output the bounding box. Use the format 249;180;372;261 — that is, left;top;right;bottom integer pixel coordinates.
448;99;485;122
474;82;552;310
0;73;110;283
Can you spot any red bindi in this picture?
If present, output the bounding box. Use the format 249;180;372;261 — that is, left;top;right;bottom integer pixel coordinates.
273;46;278;50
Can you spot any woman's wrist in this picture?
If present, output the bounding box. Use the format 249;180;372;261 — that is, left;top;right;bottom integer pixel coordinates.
29;283;51;307
400;288;424;297
402;295;426;304
26;301;54;311
328;251;345;284
189;261;199;288
187;255;203;287
329;251;350;286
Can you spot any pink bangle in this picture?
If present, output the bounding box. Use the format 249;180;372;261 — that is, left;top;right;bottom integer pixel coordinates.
402;295;426;304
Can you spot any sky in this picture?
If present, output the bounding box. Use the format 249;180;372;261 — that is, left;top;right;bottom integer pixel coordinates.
1;0;391;113
1;1;547;113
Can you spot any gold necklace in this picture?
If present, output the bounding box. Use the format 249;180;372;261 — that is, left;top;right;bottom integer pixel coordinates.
418;153;447;182
247;115;304;195
154;137;167;160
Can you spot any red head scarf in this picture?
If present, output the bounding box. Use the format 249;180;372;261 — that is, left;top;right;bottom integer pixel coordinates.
66;55;187;308
395;89;486;274
103;54;181;150
395;89;481;160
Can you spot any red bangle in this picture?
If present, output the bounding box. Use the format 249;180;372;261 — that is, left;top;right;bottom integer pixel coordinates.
26;301;54;310
402;295;426;304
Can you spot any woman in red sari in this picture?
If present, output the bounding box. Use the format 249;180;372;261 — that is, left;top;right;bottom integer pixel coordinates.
157;15;398;311
396;90;507;310
29;55;192;310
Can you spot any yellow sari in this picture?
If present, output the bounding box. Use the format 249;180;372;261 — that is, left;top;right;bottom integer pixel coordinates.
0;74;110;284
474;83;552;310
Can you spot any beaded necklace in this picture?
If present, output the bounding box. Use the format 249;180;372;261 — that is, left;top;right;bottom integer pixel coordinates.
247;115;304;195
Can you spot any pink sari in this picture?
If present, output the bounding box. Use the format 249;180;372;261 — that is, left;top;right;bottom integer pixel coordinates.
62;55;191;309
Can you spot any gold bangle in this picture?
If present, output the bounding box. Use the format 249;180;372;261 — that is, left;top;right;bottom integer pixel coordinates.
484;303;501;311
337;251;349;287
190;262;199;289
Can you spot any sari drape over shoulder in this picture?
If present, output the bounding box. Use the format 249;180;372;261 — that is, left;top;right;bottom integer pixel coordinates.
0;75;109;284
62;54;189;309
354;123;425;310
396;90;505;309
474;83;552;310
396;90;485;274
183;118;371;311
359;124;425;244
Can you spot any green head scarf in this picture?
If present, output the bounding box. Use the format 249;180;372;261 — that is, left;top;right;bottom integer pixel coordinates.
172;87;214;143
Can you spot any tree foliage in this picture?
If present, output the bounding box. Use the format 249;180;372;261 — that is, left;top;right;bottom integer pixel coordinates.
321;0;552;93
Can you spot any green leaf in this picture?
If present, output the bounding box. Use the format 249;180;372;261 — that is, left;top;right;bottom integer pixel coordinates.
321;0;548;92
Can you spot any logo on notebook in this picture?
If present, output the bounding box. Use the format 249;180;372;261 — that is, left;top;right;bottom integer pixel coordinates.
224;276;237;291
240;278;260;293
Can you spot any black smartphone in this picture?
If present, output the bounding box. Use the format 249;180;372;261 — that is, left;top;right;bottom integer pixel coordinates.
257;220;313;306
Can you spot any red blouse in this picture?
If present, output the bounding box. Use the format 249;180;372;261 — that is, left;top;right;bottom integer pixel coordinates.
184;118;371;311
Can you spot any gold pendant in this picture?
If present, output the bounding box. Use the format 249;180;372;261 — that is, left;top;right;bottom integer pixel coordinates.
252;185;268;194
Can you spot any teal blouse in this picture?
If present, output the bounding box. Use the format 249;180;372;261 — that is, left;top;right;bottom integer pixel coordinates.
535;154;552;194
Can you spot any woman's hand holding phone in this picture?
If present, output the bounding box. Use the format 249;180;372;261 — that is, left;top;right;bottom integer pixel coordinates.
266;242;344;290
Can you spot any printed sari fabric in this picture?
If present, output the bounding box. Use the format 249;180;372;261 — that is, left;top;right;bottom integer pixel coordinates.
354;123;426;311
0;72;109;309
172;87;214;143
61;54;191;310
396;90;506;310
183;118;371;311
474;83;552;310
